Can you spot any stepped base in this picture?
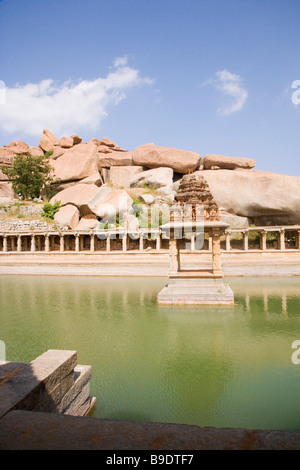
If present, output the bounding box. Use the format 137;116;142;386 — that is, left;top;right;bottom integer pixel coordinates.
157;275;234;305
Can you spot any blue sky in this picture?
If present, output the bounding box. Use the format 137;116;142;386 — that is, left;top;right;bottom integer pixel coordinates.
0;0;300;175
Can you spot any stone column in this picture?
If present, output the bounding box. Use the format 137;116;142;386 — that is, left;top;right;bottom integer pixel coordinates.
75;234;80;252
278;229;285;251
169;230;180;274
156;232;161;252
260;230;267;251
17;235;22;252
31;234;36;252
3;235;7;252
122;233;127;252
90;234;95;252
212;229;222;276
208;235;213;252
296;230;300;250
225;231;231;251
139;232;143;252
243;230;249;251
45;234;50;252
190;233;195;251
60;234;64;253
80;235;84;251
106;234;110;252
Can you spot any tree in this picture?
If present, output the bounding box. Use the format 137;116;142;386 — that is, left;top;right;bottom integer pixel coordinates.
1;152;54;200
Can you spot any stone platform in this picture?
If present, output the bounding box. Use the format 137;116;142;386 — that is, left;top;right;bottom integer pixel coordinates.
157;271;234;305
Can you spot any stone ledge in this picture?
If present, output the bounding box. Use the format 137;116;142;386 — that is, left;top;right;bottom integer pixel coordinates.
1;410;300;450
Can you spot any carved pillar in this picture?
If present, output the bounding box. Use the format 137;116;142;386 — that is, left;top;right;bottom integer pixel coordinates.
75;233;80;252
225;231;231;251
60;234;64;253
90;233;95;252
190;233;195;251
17;235;22;252
139;232;143;252
106;234;110;252
278;229;285;251
169;230;180;274
3;235;7;252
212;228;222;276
260;230;267;251
45;234;50;252
243;230;249;251
208;235;213;252
156;232;161;252
296;230;300;250
122;233;127;252
31;234;36;252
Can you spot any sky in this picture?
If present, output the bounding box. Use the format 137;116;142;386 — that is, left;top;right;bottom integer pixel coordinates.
0;0;300;175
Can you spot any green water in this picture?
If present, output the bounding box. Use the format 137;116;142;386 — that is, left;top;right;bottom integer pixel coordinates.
1;275;300;431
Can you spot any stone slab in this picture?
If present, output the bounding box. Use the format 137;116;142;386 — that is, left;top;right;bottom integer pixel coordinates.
157;277;234;305
0;349;77;418
1;410;300;450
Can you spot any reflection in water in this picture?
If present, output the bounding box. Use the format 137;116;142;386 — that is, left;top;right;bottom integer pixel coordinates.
0;275;300;430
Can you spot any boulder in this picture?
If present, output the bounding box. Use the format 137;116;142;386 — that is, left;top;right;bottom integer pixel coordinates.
140;193;155;205
54;204;79;230
80;172;102;186
7;141;29;153
0;168;9;181
50;183;102;216
219;208;251;228
51;146;65;160
204;154;255;170
90;189;133;220
102;166;144;187
0;182;14;199
59;137;74;149
39;129;59;152
98;151;134;167
201;169;300;225
51;142;99;183
130;167;173;189
132;143;201;174
100;137;121;149
76;215;99;230
28;146;44;157
70;134;82;145
123;214;140;231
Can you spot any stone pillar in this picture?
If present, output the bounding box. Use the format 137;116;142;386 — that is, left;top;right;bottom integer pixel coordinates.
75;234;80;252
80;235;84;252
60;234;64;253
278;229;285;251
208;235;213;252
260;230;267;251
31;234;36;252
190;233;195;251
11;236;15;252
106;234;110;252
296;230;300;250
122;233;127;252
90;234;95;252
225;231;231;251
212;229;222;276
243;231;249;251
3;235;7;252
139;232;143;252
169;231;180;274
45;234;50;252
156;232;161;252
17;235;22;252
37;236;42;252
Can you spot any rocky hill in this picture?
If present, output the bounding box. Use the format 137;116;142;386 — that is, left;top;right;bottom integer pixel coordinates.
1;128;299;230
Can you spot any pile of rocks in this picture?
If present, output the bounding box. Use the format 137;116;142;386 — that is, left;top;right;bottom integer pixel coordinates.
1;128;300;228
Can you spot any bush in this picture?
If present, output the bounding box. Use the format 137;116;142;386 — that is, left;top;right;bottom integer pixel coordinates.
41;201;61;221
1;153;54;200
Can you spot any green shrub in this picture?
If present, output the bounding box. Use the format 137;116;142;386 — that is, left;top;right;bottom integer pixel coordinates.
41;201;61;221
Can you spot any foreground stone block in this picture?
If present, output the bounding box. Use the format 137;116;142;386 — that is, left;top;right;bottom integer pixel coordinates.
1;410;300;450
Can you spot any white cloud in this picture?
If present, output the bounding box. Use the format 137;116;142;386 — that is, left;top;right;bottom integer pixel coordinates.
211;69;248;116
0;56;154;137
